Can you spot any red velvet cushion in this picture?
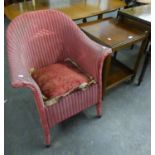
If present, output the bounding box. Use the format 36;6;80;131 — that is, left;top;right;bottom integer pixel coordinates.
31;60;94;101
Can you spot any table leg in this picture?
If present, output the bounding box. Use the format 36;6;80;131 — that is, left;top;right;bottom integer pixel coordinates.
82;18;87;23
130;44;134;49
113;51;117;60
132;37;149;81
98;14;103;20
102;54;112;96
137;45;151;85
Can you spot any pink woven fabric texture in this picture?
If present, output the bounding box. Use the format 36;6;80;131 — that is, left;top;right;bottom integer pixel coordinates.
7;9;112;145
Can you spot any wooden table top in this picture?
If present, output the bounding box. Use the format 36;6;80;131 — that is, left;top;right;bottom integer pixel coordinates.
119;5;151;25
79;17;147;50
4;0;126;20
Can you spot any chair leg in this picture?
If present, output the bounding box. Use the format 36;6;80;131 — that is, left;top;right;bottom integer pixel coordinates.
96;101;102;118
43;127;51;147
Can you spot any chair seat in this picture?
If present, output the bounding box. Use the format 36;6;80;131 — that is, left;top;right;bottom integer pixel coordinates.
31;59;96;106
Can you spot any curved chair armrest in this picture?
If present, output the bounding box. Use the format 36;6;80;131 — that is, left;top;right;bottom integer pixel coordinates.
8;58;45;109
11;70;41;94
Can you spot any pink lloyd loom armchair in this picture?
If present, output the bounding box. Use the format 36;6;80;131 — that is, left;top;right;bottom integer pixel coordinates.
7;9;112;146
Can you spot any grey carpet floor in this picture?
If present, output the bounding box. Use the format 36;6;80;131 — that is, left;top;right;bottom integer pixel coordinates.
4;14;151;155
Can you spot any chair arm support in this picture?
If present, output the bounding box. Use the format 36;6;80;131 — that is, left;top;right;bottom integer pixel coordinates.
8;61;50;135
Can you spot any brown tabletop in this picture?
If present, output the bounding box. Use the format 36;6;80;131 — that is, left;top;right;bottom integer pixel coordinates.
4;0;126;20
118;5;151;26
80;18;147;51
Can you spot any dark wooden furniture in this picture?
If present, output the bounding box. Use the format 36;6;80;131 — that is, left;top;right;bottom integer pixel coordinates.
124;0;150;8
4;0;28;6
5;0;17;6
79;17;149;93
118;5;151;85
4;0;126;21
118;5;151;25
